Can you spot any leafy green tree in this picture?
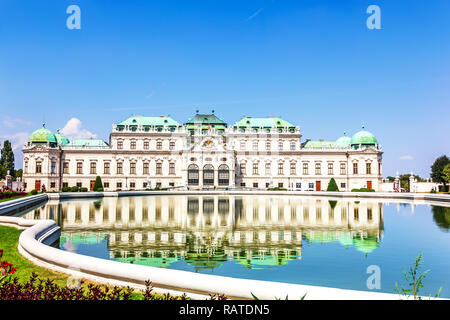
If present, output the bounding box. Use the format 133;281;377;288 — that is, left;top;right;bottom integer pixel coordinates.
0;140;15;179
326;178;339;191
14;169;23;181
443;163;450;185
93;176;103;191
431;155;450;186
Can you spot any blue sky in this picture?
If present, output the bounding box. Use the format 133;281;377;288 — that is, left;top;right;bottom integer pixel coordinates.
1;0;449;177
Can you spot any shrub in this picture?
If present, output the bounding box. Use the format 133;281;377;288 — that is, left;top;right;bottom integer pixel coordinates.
30;190;38;195
80;187;88;192
96;187;103;192
93;176;103;192
268;187;287;191
71;186;79;192
351;188;360;192
61;186;71;192
327;178;339;192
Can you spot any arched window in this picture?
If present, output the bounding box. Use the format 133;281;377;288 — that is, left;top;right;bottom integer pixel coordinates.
203;164;214;186
188;164;199;185
218;164;229;186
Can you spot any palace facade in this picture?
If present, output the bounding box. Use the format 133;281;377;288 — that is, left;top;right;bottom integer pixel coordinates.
22;112;383;192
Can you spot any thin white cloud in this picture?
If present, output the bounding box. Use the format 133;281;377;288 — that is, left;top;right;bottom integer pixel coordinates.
61;118;97;139
399;155;414;161
245;7;264;21
1;116;33;128
0;132;30;151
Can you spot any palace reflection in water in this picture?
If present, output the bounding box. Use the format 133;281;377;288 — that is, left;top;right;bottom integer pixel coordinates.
20;195;384;270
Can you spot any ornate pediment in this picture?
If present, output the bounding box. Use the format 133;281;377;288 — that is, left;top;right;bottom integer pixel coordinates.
189;136;228;153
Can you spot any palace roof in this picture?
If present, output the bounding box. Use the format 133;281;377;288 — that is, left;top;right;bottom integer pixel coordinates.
117;115;180;127
233;116;295;128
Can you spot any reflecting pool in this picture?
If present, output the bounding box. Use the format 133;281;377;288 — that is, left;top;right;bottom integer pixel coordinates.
15;195;450;297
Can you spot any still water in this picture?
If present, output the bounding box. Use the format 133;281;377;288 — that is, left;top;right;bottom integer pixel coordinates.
15;195;450;297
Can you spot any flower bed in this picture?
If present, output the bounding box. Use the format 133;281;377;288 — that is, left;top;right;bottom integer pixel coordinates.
0;191;27;200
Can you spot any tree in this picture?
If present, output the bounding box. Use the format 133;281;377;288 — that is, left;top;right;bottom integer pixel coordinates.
93;176;103;191
14;169;23;181
443;163;450;185
0;140;15;179
327;178;339;191
431;155;450;186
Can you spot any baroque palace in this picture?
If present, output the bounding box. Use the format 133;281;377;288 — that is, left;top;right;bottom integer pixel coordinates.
22;112;383;192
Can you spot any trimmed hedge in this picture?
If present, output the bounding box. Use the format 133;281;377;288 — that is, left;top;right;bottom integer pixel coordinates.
351;188;375;192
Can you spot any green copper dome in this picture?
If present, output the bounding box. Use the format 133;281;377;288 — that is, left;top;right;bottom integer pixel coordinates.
336;132;351;148
55;130;70;145
350;126;378;147
29;124;57;144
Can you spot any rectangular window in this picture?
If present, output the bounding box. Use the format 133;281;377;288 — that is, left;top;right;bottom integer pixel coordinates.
50;182;56;188
169;162;175;175
130;162;136;175
366;163;372;174
265;163;271;175
253;163;259;175
130;182;136;189
50;161;56;174
278;162;284;175
36;161;42;174
90;162;96;174
130;140;136;150
104;182;109;188
76;182;82;188
296;183;301;189
278;182;284;188
278;141;283;151
240;141;246;150
76;162;83;174
63;182;68;188
253;182;258;188
328;163;333;175
353;163;358;175
290;162;296;175
315;163;321;175
290;142;296;151
63;162;69;174
240;163;246;175
169;141;175;150
143;162;149;175
341;183;346;188
156;163;162;175
157;141;162;150
104;162;110;174
266;141;271;151
117;140;123;149
24;161;29;174
116;182;122;189
144;141;149;150
253;141;258;151
340;163;346;175
303;163;308;175
117;162;123;175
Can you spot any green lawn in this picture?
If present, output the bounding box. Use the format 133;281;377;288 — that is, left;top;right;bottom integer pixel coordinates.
0;225;69;286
